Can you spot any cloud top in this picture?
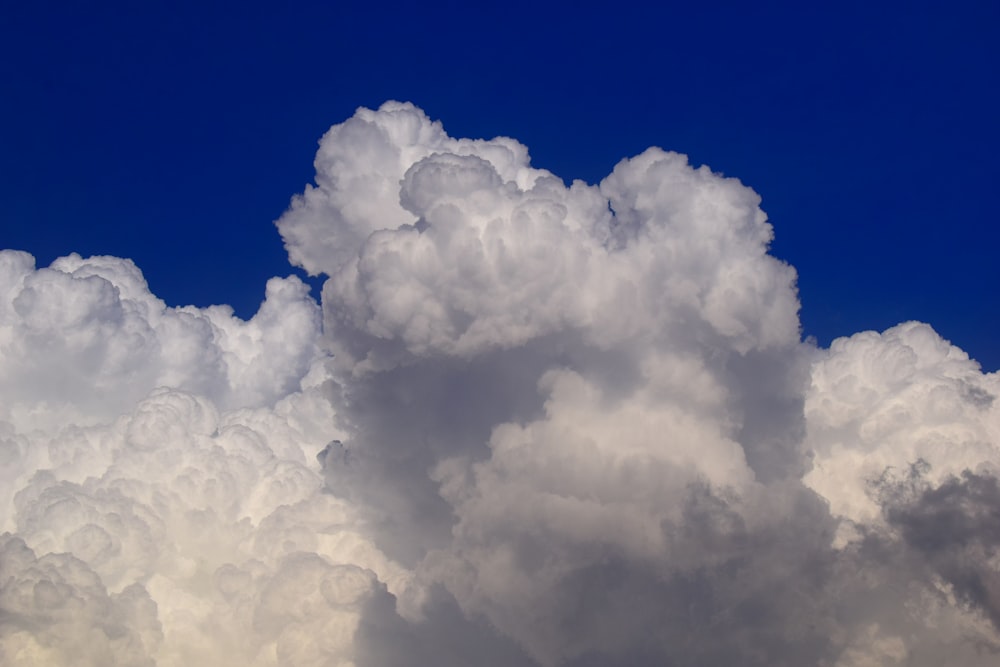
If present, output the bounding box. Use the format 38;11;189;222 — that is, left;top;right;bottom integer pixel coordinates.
278;101;799;373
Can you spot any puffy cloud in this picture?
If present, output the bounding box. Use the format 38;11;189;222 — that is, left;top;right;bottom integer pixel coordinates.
0;534;161;667
0;368;417;665
804;321;1000;526
3;102;1000;665
0;251;323;433
281;103;1000;666
279;102;798;374
0;251;414;665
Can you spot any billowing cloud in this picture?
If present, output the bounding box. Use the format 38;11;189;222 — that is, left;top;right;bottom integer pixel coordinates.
0;251;411;666
0;251;322;432
2;102;999;665
804;321;1000;527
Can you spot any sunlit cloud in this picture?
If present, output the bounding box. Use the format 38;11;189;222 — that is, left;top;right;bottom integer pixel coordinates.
1;103;998;666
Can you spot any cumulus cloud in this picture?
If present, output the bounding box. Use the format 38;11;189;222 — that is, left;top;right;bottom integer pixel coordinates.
804;321;1000;527
2;102;999;665
0;252;412;666
0;251;322;432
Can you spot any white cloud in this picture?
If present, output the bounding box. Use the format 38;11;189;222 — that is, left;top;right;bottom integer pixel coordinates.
804;321;1000;526
2;102;999;666
0;251;412;665
0;251;323;433
280;103;798;376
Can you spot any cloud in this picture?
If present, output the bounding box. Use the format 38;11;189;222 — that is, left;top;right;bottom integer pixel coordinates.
279;102;799;372
880;468;1000;630
0;251;323;432
2;102;1000;665
803;321;1000;527
0;252;411;666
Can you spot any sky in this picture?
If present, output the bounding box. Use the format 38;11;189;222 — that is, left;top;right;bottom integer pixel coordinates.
1;2;1000;666
2;0;998;370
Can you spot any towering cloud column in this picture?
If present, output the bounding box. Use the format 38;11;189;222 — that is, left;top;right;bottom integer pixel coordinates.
278;102;1000;666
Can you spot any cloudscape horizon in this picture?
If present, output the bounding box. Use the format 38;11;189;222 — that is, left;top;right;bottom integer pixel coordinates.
1;101;998;666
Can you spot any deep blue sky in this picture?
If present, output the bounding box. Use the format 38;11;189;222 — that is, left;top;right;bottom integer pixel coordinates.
2;1;997;369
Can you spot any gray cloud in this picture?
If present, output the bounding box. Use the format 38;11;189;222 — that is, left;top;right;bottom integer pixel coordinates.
878;466;1000;631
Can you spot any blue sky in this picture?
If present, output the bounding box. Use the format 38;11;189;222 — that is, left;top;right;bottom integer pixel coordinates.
2;0;998;369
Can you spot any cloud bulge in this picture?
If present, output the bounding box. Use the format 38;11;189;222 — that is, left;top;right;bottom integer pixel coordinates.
1;102;998;666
